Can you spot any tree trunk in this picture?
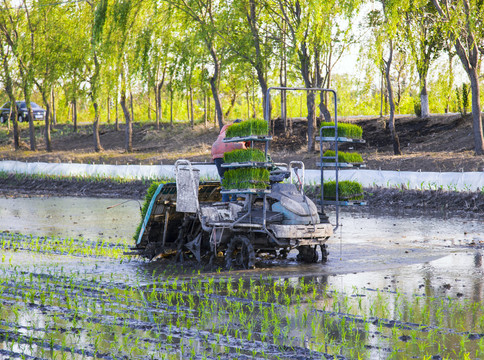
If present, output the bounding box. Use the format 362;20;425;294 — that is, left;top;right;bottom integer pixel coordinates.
120;92;132;152
170;88;173;127
380;69;384;118
224;91;238;119
298;45;316;152
190;86;194;128
72;99;77;133
280;20;287;131
130;91;134;124
204;92;207;127
445;46;454;113
208;46;224;129
468;68;484;155
154;84;159;129
1;47;20;149
51;88;56;126
40;90;51;152
115;98;119;131
420;78;429;118
148;92;151;122
384;41;402;156
306;91;316;152
107;96;111;123
157;81;163;130
26;101;36;151
92;102;103;152
246;88;250;121
186;89;190;125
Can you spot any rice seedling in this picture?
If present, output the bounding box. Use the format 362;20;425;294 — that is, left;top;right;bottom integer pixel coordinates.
223;148;266;163
320;122;363;139
322;150;364;163
133;181;165;241
222;168;270;189
323;180;364;200
225;119;269;138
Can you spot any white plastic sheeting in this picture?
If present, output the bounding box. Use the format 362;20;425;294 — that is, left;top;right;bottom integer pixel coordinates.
1;160;483;191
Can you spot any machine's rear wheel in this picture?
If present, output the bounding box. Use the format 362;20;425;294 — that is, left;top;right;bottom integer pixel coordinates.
225;235;256;269
297;245;319;263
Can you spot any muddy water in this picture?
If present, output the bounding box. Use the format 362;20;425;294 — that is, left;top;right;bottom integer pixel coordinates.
0;196;483;359
1;196;483;292
0;196;140;241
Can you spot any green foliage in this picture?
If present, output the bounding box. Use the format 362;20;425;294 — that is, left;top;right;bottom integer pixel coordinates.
323;180;364;200
414;100;421;117
462;83;469;116
133;182;163;241
320;122;363;139
323;150;363;164
225;119;268;138
93;0;108;45
222;168;270;189
456;84;470;116
223;149;266;163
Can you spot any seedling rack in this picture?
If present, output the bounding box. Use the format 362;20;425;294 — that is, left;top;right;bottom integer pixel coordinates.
222;122;272;228
315;97;367;230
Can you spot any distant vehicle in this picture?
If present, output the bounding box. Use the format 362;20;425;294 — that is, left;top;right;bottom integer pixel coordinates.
0;101;46;123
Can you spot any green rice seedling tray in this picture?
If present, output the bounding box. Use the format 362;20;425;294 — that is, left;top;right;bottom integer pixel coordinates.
322;150;364;164
225;119;269;138
323;180;364;201
222;168;270;190
318;150;366;168
224;149;266;163
320;122;363;139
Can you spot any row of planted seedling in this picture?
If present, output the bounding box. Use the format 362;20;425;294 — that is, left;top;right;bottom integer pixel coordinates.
0;232;131;260
0;255;483;359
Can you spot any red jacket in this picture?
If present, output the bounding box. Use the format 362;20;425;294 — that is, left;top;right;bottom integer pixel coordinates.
211;124;246;160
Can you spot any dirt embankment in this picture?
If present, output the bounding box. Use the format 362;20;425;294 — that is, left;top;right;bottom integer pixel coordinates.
0;113;482;217
0;113;482;172
1;174;482;218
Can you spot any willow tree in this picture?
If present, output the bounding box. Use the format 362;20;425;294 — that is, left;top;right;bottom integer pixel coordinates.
88;0;109;152
272;0;360;152
0;1;20;149
220;0;273;116
368;0;407;155
3;0;39;151
136;3;173;130
169;0;227;129
33;0;73;152
405;0;443;119
108;0;144;152
431;0;484;155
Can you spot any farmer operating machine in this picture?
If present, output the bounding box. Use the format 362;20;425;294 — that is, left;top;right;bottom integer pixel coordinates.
134;88;365;268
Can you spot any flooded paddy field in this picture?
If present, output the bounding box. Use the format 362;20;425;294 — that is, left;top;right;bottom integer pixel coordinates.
0;196;483;359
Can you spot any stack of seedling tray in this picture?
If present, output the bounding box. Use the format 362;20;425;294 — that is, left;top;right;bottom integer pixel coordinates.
317;121;366;205
222;119;271;194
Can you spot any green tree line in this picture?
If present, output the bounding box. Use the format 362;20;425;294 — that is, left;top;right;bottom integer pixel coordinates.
0;0;483;155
